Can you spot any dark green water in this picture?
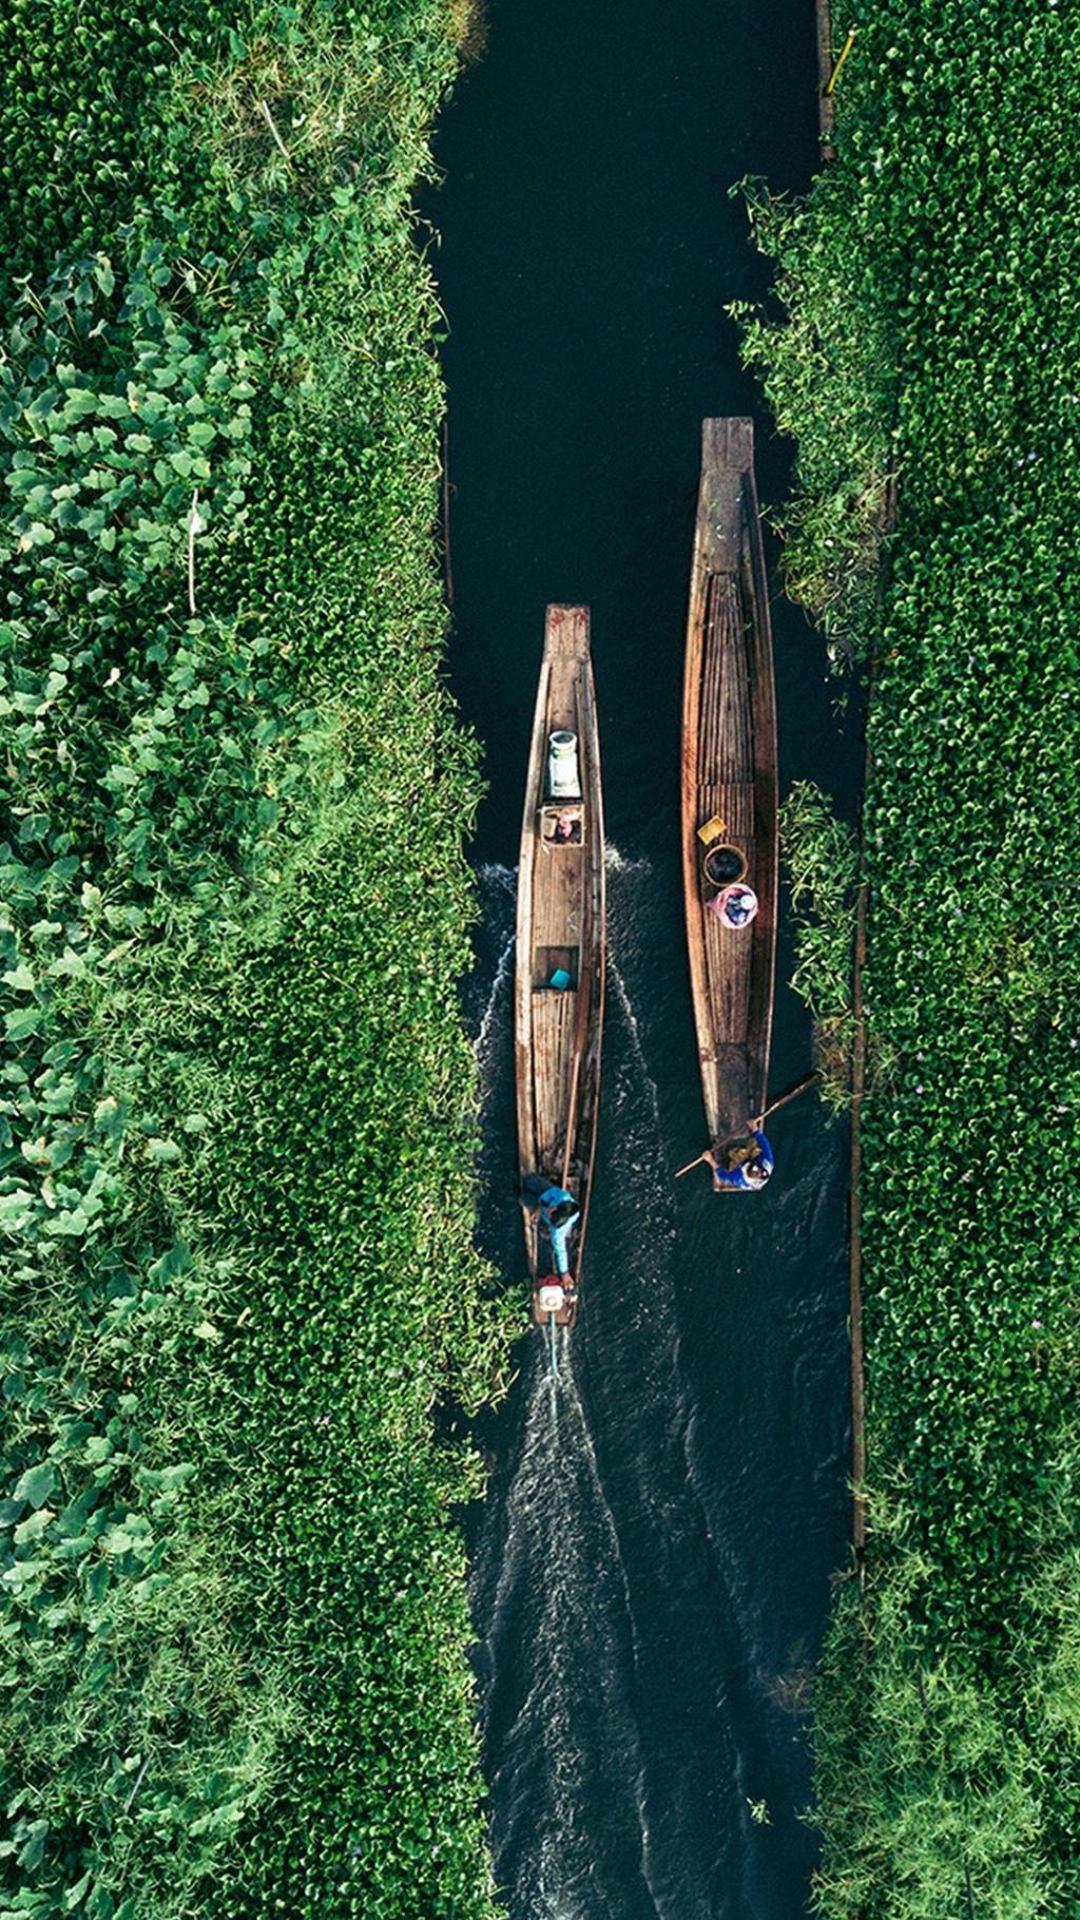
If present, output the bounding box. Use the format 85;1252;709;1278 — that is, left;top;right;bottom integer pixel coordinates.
426;5;859;1914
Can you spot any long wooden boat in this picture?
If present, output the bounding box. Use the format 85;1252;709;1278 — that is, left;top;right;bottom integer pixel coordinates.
515;606;605;1325
681;418;778;1170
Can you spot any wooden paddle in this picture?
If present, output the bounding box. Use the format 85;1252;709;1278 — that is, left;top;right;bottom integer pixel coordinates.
674;1150;712;1180
758;1071;819;1123
674;1072;820;1178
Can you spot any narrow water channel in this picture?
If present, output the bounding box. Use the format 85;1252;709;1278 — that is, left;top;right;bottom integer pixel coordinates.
427;5;858;1915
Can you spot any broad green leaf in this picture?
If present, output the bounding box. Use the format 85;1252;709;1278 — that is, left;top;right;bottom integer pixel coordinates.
12;1461;56;1510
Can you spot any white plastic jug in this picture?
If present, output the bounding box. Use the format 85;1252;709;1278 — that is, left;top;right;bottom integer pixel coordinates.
547;729;581;798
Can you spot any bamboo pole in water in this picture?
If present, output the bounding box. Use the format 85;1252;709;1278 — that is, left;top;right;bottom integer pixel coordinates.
441;415;454;608
815;0;837;158
849;877;868;1563
849;483;900;1566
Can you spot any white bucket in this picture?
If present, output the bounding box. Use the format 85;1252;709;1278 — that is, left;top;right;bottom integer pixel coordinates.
547;729;581;799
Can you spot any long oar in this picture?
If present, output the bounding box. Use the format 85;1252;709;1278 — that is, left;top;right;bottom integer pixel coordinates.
759;1071;819;1124
560;1040;583;1196
674;1149;712;1180
554;977;590;1308
559;959;592;1194
674;1073;820;1179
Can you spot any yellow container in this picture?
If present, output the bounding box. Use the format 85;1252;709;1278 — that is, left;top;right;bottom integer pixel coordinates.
696;812;728;847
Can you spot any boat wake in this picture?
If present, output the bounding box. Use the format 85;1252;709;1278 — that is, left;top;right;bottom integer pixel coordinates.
604;841;651;878
470;858;731;1920
466;844;838;1919
465;864;518;1049
474;929;515;1073
608;959;663;1152
472;1332;653;1920
477;859;519;895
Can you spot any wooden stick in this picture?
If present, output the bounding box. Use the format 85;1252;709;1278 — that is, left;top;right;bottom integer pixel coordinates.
122;1754;151;1816
258;98;292;162
560;966;592;1194
675;1150;711;1180
186;488;199;616
560;1042;583;1195
815;0;837;155
441;414;454;609
824;26;857;95
850;878;869;1563
758;1072;819;1124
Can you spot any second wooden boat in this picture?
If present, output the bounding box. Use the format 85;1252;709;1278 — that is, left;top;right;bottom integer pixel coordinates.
681;418;778;1167
515;606;605;1325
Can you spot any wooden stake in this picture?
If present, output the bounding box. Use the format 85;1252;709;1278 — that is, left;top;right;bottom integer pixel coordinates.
441;415;454;609
825;26;858;95
258;98;292;163
850;877;869;1564
815;0;837;155
122;1754;151;1816
186;488;199;616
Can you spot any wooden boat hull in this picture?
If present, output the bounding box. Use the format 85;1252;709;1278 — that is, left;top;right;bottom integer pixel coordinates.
515;606;605;1325
681;418;778;1165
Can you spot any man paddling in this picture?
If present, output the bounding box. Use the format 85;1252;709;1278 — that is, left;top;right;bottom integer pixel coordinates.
675;1076;818;1188
706;1118;774;1192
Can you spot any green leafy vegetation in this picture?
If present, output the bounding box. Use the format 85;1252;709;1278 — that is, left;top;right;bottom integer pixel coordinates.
1;3;508;1916
739;3;1080;1912
779;780;859;1109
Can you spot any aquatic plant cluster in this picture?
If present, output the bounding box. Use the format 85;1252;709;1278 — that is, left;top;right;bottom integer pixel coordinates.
0;3;509;1917
779;780;859;1109
742;3;1080;1911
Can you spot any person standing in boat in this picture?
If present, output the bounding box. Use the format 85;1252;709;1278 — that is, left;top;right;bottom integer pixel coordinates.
521;1173;580;1274
706;1119;774;1192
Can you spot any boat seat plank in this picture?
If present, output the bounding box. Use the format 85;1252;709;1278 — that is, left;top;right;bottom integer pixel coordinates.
532;991;578;1165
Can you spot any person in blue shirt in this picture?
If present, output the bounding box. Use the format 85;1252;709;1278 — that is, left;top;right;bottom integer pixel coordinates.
707;1119;774;1192
521;1174;580;1275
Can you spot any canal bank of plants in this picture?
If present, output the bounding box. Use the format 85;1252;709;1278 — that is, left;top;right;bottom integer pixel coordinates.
739;2;1080;1912
779;780;860;1110
1;4;509;1918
